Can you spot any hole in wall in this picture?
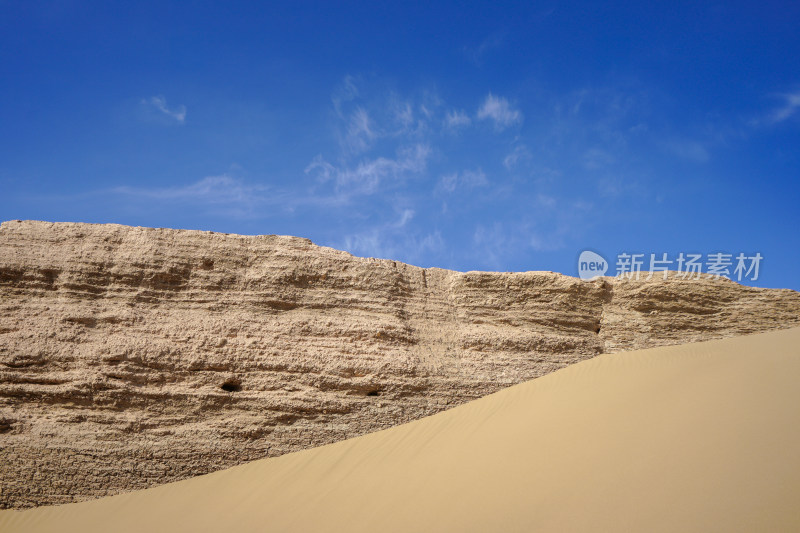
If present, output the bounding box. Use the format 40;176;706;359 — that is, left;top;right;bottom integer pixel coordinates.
221;380;242;393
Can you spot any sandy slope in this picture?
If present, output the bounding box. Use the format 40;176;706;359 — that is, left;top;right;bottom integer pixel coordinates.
2;327;799;532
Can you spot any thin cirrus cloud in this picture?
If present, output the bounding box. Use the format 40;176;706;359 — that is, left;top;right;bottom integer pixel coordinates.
306;143;431;196
342;228;443;263
112;175;265;205
663;140;710;163
768;91;800;124
332;75;360;116
110;172;384;214
342;208;444;264
463;32;506;66
340;107;376;154
444;110;472;130
748;90;800;127
477;93;522;130
108;173;369;221
503;145;531;170
436;169;488;194
143;95;187;123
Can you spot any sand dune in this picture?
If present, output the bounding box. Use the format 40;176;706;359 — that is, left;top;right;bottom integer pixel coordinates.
2;327;799;532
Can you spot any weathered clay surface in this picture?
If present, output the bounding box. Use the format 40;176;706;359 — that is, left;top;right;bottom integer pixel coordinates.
1;220;798;509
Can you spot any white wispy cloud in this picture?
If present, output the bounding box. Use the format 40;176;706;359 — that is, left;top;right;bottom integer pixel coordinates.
768;91;800;124
535;193;556;208
343;225;443;264
503;145;531;170
143;95;186;123
663;140;710;163
333;79;437;153
341;107;377;154
463;32;506;66
472;222;518;269
109;171;367;218
472;215;568;269
109;174;281;218
332;75;360;116
388;98;433;138
393;208;415;228
582;147;616;169
444;110;472;130
341;207;442;263
477;93;522;131
306;143;431;196
394;101;414;129
112;175;266;205
436;169;488;194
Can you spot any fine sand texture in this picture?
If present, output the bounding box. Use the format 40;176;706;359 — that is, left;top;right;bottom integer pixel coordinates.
2;327;798;532
3;220;800;508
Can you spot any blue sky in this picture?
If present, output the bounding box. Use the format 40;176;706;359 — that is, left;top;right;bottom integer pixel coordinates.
2;1;799;289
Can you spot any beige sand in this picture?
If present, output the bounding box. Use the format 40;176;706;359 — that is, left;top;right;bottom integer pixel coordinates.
2;327;799;532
